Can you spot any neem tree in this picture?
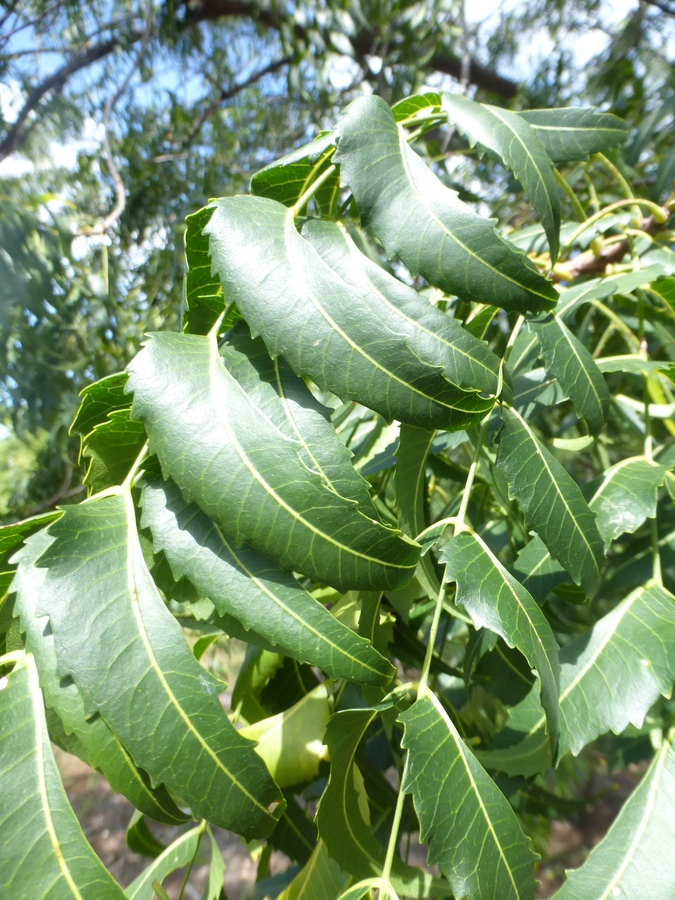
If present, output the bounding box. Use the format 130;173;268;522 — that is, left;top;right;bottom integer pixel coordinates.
1;90;675;899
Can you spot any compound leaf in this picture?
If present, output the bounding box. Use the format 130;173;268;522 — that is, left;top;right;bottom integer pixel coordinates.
205;196;495;430
400;692;538;900
140;473;393;686
335;94;558;314
444;92;561;261
36;494;283;838
0;653;126;899
553;730;675;899
127;330;419;593
440;530;560;751
496;406;604;595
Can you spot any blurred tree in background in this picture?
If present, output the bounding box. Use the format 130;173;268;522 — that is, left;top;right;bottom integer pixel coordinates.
0;0;673;520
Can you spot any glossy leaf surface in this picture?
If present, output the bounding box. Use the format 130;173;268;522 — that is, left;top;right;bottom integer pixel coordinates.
401;692;538;900
127;331;419;592
335;95;558;314
517;108;630;162
36;495;283;838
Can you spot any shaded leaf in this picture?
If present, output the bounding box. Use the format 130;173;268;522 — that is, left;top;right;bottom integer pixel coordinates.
183;205;225;335
205;196;496;430
517;108;629;162
0;510;61;563
556;266;666;321
512;535;568;604
37;495;283;838
81;408;147;492
444;92;561;260
400;692;538;900
12;530;189;825
70;372;131;440
126;827;203;900
0;654;126;898
127;331;419;592
553;730;675;899
440;530;560;750
396;425;442;601
335;95;558;314
126;811;168;858
317;708;451;898
529;314;610;434
277;840;347;900
496;406;604;595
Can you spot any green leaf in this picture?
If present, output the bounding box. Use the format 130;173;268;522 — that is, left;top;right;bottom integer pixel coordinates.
301;218;504;401
475;683;552;778
0;654;126;899
395;425;442;600
127;331;419;593
335;95;558;314
81;408;147;492
12;530;189;825
556;266;666;321
440;530;560;750
517;108;630;162
0;510;61;563
276;840;347;900
400;692;538;900
528;314;610;434
317;708;451;898
126;827;204;900
36;494;284;838
496;406;604;595
443;92;561;261
250;132;340;217
221;323;378;517
553;730;675;899
269;794;318;866
512;535;568;604
140;473;393;685
183;205;225;335
240;685;330;788
201;829;226;900
391;91;443;122
586;456;669;549
126;811;168;858
205;197;496;430
70;372;131;440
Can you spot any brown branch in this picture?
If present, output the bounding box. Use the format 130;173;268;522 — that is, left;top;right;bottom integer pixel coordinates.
551;214;667;282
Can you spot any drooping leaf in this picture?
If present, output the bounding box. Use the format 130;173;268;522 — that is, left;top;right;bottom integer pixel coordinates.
12;530;189;825
496;406;604;595
205;196;496;431
127;331;419;592
396;425;442;601
335;94;558;314
81;408;147;492
250;132;340;217
553;730;675;899
400;692;538;900
528;314;610;434
240;685;330;788
201;829;226;900
269;794;318;866
140;473;393;685
516;108;630;162
301;218;504;400
0;654;126;899
126;811;169;858
125;827;204;900
586;456;669;549
440;529;560;750
36;494;284;839
443;92;561;261
317;708;451;898
276;840;347;900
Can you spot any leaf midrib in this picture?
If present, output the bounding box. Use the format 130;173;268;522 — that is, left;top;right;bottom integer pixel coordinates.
209;331;415;573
